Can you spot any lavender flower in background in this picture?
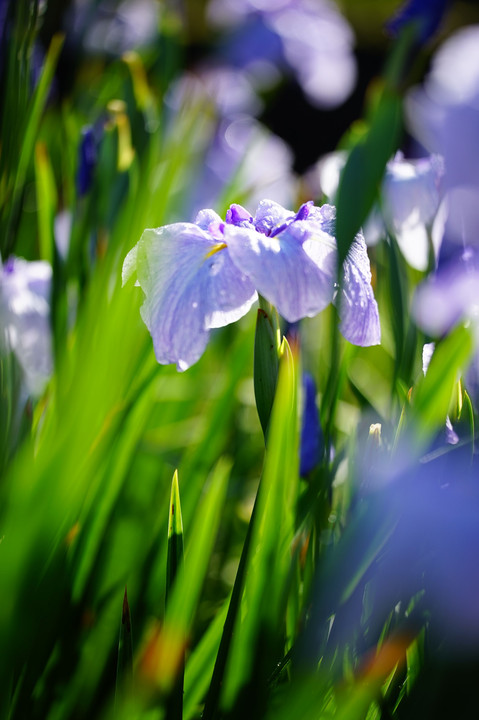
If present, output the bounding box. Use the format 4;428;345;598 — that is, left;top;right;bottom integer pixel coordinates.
386;0;451;44
0;257;53;396
313;439;479;662
407;25;479;249
208;0;357;109
314;151;445;270
413;248;479;338
123;198;380;371
193;114;296;213
362;451;479;647
69;0;160;56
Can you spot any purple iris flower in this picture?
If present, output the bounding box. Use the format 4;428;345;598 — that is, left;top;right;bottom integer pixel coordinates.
226;199;380;346
123;199;380;371
386;0;451;44
0;257;53;396
122;211;258;371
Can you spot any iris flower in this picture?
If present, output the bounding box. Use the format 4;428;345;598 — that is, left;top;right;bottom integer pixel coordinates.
123;199;380;370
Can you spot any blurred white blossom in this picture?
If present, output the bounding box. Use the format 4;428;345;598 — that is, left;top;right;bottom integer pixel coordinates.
0;257;53;396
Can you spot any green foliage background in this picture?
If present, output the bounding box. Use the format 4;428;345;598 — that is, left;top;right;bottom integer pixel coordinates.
0;2;478;719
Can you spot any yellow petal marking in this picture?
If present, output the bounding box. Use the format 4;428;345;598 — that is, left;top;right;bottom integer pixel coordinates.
204;242;227;259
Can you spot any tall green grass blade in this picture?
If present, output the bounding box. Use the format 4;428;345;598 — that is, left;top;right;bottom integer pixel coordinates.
183;598;229;720
166;469;185;720
201;501;257;720
138;459;230;696
116;586;134;704
166;469;184;608
4;33;64;254
219;337;300;714
253;302;280;438
411;325;474;446
335;87;402;269
34;141;56;264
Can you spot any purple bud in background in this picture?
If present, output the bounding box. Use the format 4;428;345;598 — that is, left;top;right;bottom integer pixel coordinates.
386;0;451;44
76;125;98;197
0;0;10;54
300;372;323;476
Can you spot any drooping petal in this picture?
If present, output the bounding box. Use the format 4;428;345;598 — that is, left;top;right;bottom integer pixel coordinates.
337;233;381;346
128;223;257;371
122;243;138;286
225;219;336;323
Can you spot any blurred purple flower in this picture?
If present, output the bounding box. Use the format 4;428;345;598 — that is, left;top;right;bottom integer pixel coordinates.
124;199;380;370
209;0;357;109
193;115;296;212
407;25;479;249
313;442;479;660
0;257;53;396
165;70;296;213
386;0;451;44
367;454;479;646
413;248;479;337
300;372;323;476
76;125;99;197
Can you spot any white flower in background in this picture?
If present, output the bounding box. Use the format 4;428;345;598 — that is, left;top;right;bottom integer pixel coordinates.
381;153;444;270
407;25;479;249
313;151;444;271
0;257;53;396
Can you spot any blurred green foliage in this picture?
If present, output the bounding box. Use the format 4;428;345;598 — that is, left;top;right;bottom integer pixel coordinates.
0;2;478;720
